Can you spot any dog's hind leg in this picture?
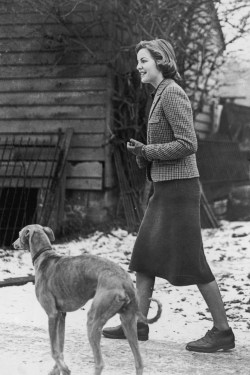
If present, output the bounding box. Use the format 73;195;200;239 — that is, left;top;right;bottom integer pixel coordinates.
120;310;144;375
57;312;67;354
48;311;71;375
87;289;125;375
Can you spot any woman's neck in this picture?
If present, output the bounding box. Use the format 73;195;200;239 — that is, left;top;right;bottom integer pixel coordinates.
152;76;164;89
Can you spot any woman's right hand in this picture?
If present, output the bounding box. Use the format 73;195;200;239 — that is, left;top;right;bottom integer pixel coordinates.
127;138;145;156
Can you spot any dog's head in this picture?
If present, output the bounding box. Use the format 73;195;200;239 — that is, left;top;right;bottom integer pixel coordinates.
13;224;55;250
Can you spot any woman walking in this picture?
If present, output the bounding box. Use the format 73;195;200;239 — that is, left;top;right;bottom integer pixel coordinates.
103;39;235;353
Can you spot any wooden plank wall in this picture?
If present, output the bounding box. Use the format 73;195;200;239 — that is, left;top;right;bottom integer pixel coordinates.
0;2;113;191
194;104;213;139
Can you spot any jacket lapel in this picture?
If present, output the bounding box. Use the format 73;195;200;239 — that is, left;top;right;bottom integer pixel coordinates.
148;79;172;120
148;95;161;119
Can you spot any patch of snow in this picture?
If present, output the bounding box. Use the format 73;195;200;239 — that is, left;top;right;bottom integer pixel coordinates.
0;221;250;344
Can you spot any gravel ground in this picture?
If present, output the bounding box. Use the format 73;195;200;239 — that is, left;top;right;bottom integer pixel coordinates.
0;221;250;374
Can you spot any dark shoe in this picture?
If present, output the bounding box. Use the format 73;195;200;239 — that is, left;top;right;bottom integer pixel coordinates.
102;322;149;341
186;327;235;353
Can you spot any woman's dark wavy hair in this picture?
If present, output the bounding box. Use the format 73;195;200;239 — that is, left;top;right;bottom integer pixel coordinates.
135;39;182;85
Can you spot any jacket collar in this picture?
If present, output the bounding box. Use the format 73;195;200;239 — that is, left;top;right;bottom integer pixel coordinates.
154;78;173;96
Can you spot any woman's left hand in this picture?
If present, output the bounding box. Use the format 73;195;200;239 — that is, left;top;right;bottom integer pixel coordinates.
127;138;145;156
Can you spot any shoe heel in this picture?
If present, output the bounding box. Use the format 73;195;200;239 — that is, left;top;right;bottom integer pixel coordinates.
138;335;148;342
222;343;235;351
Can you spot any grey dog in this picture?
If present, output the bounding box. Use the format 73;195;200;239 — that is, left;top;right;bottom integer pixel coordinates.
13;224;162;375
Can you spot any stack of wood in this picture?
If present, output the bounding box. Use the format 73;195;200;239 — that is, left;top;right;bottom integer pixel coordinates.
200;183;219;228
113;146;145;232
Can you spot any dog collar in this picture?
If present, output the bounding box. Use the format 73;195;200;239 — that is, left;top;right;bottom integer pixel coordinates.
32;246;53;265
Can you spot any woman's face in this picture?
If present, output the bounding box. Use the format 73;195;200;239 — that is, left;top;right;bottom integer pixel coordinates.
137;48;163;87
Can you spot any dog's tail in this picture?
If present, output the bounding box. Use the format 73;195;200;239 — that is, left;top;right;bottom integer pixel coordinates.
137;298;162;324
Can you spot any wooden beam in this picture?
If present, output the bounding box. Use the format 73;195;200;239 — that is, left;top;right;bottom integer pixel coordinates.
0;147;105;162
0;275;35;288
0;77;108;92
0;92;107;105
66;178;102;190
0;119;106;133
0;51;108;66
104;70;115;188
0;105;106;119
195;112;211;124
194;122;210;132
0;177;102;190
0;64;107;78
0;161;103;178
38;128;74;226
68;162;103;178
0;23;106;39
0;161;55;177
0;9;102;24
0;134;105;148
68;148;105;161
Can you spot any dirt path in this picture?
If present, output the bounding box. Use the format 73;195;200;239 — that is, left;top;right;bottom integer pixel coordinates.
0;283;249;375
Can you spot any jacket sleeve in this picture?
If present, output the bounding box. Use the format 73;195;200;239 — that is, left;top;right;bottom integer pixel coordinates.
143;85;198;161
136;155;149;169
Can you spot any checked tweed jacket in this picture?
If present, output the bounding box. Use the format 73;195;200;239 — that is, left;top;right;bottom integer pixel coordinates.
137;78;200;181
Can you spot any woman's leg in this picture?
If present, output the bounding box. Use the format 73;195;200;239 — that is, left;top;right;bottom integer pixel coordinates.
197;280;229;330
136;271;155;318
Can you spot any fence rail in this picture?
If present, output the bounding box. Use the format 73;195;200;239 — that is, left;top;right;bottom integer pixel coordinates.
0;131;68;247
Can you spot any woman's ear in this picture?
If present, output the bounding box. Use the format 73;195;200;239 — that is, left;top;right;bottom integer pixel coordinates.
43;226;55;242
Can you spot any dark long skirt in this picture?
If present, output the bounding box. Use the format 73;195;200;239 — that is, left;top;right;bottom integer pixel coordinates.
129;178;215;286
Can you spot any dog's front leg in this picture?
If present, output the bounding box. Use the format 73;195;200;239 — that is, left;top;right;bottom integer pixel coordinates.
48;312;71;375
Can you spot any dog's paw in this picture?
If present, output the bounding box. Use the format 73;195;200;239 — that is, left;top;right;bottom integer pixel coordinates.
48;362;70;375
48;366;60;375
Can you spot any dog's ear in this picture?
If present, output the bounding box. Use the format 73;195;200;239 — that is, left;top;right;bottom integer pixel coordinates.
43;226;55;242
24;228;30;238
19;228;32;250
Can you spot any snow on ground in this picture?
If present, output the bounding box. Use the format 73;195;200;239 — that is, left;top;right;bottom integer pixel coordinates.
0;221;250;375
0;220;250;340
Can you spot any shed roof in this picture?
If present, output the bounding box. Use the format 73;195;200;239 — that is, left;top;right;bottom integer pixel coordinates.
208;0;226;50
219;103;250;142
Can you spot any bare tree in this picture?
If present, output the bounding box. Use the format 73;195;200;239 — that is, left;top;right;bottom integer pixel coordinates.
216;0;250;48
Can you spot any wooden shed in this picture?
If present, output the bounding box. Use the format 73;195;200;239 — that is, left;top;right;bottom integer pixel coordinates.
0;1;115;245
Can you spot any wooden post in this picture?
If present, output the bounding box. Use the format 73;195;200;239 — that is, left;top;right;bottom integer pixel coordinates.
38;128;74;229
